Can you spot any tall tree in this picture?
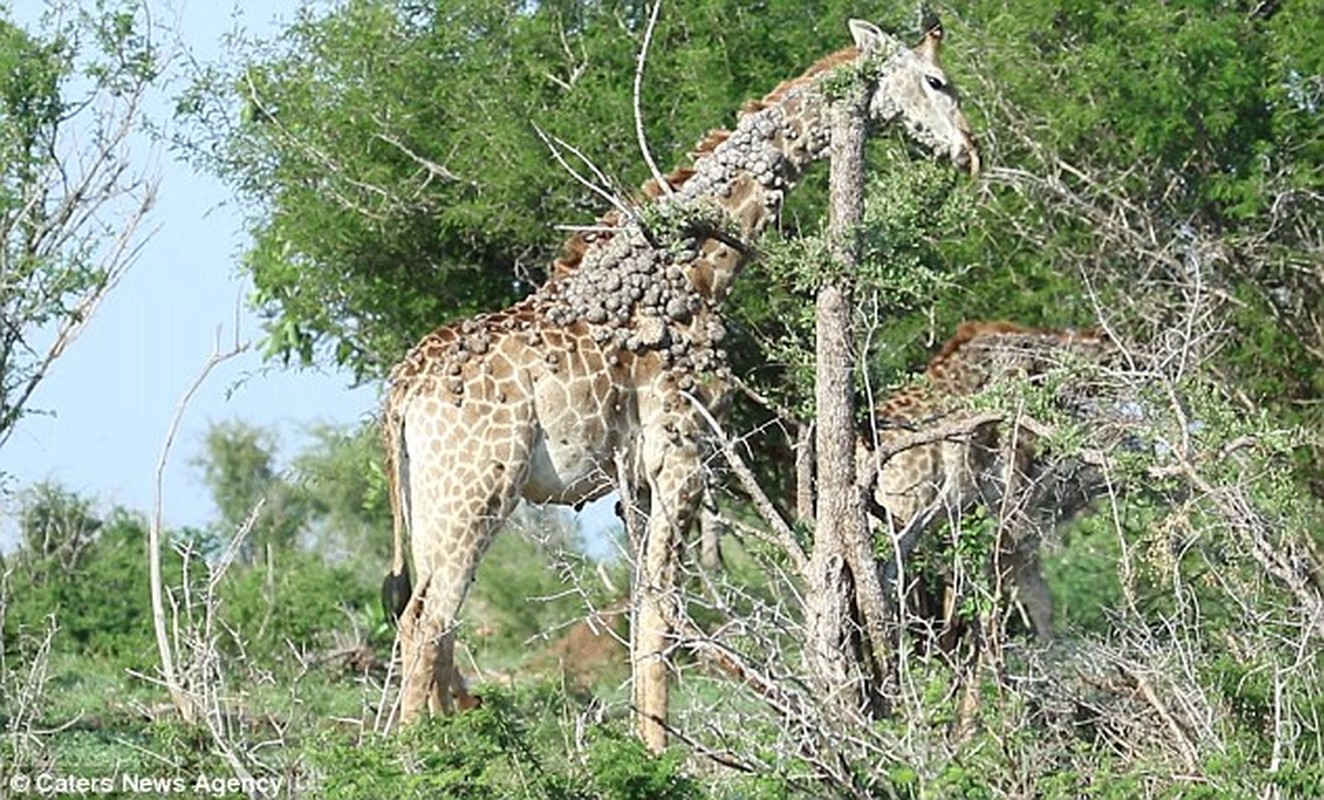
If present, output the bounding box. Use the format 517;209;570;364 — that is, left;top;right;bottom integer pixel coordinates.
195;420;309;561
293;422;391;562
0;1;158;452
178;0;893;378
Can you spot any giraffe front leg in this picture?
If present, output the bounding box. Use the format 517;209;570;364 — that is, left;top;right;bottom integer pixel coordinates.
633;428;703;753
634;516;677;753
1003;538;1053;642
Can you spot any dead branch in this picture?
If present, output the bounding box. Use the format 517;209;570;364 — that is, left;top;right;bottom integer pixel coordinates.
633;1;672;198
532;124;638;225
686;393;809;574
149;330;248;723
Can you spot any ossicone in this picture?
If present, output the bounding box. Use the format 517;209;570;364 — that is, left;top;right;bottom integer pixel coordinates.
917;14;944;63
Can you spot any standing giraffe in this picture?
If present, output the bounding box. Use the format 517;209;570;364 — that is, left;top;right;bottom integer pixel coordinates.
383;17;977;751
861;321;1113;646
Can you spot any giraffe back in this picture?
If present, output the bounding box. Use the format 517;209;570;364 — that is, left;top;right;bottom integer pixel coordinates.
864;321;1111;529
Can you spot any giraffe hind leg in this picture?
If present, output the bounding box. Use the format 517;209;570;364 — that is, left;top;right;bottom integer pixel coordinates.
431;629;480;713
399;570;474;720
396;397;534;723
397;573;434;724
404;474;528;720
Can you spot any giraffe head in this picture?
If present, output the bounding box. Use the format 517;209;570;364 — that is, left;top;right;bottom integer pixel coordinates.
849;16;979;175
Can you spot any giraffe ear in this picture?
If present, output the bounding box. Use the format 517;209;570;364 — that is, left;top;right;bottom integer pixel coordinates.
916;14;944;63
848;19;888;53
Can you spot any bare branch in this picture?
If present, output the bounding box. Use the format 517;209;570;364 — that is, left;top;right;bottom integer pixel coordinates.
149;332;249;723
685;392;809;575
373;128;470;186
532;124;638;225
0;62;159;448
633;1;672;198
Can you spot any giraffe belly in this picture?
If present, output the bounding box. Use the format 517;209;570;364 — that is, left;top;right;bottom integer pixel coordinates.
522;427;615;505
520;357;625;506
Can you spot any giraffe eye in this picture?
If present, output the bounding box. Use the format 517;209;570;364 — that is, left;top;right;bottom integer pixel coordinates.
925;75;946;92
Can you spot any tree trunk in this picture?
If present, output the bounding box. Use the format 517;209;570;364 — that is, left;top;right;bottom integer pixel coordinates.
804;89;872;710
804;87;902;715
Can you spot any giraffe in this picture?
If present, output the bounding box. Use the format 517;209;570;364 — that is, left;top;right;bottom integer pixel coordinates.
383;17;977;751
860;321;1113;647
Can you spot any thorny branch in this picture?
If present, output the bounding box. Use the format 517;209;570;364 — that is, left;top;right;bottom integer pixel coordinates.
532;124;639;226
686;393;809;574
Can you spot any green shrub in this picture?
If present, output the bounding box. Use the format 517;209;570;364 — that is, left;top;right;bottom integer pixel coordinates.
310;683;706;800
1;506;184;663
217;547;377;661
585;731;704;800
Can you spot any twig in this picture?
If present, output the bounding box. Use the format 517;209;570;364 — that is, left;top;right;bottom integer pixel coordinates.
685;392;809;575
373;129;469;185
1114;657;1201;773
532;124;637;224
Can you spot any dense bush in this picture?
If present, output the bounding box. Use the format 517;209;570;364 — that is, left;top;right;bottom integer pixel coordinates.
217;546;380;662
1;488;184;663
311;684;707;800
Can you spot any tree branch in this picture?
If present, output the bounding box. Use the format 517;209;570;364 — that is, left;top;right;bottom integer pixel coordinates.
149;331;248;723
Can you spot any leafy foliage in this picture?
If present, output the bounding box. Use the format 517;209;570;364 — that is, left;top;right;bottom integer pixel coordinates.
180;0;887;377
217;546;379;660
735;152;974;421
195;420;311;561
312;684;707;800
933;0;1323;486
294;422;391;563
0;1;157;451
1;484;185;662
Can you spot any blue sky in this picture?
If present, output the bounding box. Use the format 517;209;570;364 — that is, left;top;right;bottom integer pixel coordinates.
2;0;377;545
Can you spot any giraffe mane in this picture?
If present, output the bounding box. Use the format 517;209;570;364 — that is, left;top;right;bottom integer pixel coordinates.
743;46;862;113
552;44;862;278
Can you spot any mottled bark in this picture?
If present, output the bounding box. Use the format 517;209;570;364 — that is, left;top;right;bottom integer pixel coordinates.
805;89;887;712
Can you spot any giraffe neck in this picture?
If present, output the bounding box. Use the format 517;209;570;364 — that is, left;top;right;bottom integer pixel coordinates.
546;44;876;303
670;78;835;239
533;45;878;381
926;323;1107;394
659;47;885;301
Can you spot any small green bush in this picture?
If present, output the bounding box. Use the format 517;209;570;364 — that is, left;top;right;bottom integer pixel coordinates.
2;508;179;663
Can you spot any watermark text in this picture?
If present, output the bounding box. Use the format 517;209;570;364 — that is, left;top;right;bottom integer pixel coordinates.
8;771;286;797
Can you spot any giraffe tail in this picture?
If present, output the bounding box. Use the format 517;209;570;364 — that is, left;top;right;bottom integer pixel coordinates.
381;407;412;624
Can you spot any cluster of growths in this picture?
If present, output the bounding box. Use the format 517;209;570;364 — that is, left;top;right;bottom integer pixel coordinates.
536;221;729;393
677;103;829;205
